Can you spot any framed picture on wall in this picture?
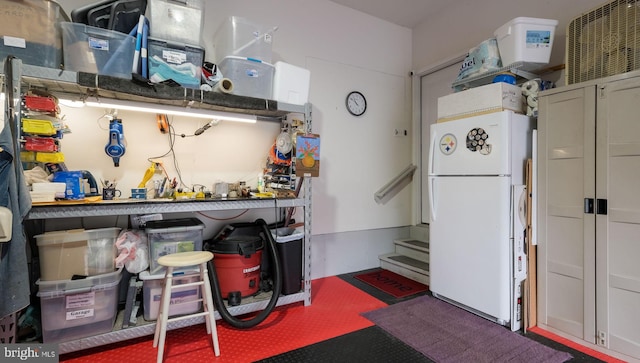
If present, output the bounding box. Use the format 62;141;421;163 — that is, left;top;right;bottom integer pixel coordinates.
296;134;320;177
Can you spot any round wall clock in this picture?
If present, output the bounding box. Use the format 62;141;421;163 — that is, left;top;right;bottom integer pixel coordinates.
346;91;367;116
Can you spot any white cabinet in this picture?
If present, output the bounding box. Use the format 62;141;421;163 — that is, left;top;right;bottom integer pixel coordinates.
537;72;640;361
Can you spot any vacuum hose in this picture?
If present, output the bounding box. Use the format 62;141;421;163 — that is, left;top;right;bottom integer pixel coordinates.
207;218;282;329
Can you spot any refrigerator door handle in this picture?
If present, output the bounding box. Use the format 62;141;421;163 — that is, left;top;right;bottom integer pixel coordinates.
428;129;437;221
428;129;437;175
428;176;436;221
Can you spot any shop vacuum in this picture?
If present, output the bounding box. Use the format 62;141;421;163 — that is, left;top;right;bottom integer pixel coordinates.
205;219;282;329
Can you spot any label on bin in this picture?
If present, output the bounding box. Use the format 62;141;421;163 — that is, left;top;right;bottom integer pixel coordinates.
88;37;110;51
526;30;551;48
3;36;26;49
66;291;96;309
162;50;187;65
66;308;95;320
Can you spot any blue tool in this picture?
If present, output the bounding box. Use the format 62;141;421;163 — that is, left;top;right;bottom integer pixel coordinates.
105;118;126;167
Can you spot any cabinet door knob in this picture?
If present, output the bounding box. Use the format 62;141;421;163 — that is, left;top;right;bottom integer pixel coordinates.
584;198;594;214
596;199;608;215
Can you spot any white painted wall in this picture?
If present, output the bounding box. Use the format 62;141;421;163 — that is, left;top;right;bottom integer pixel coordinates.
52;0;414;278
412;0;606;76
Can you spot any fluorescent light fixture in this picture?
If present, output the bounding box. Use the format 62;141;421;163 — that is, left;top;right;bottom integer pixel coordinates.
77;98;257;123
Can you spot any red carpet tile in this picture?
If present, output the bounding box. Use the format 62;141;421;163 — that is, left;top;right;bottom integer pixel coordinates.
60;276;388;363
528;326;628;363
354;269;428;298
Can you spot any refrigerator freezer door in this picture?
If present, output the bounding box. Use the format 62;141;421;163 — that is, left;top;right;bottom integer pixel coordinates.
429;111;515;176
429;175;512;324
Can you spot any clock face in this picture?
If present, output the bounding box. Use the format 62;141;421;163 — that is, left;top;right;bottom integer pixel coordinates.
346;91;367;116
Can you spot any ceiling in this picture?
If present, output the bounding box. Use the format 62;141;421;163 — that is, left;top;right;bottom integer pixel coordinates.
328;0;452;29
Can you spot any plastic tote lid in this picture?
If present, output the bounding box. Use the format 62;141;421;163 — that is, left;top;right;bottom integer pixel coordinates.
144;218;204;232
209;235;264;256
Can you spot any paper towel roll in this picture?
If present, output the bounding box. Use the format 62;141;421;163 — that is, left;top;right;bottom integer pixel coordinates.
521;79;540;95
214;78;234;94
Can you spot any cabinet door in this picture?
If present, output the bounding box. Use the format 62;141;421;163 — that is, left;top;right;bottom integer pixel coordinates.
596;78;640;359
537;86;597;343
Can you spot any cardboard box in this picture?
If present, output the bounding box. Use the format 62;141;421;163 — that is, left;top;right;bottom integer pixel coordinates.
437;82;523;123
35;228;120;281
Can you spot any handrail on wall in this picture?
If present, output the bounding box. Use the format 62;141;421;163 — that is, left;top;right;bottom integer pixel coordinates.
374;164;417;204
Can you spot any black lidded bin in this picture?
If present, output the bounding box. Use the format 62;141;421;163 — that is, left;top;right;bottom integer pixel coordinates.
271;228;303;295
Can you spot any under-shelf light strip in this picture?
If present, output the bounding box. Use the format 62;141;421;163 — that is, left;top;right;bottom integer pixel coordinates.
77;98;257;123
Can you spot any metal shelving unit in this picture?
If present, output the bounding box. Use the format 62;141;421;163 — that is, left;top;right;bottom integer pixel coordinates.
4;59;313;354
26;197;305;220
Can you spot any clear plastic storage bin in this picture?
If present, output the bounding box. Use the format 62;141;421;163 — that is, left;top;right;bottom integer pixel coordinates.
148;0;203;46
60;22;135;79
147;37;204;89
36;269;122;343
219;56;274;99
0;0;64;68
35;227;120;281
213;16;275;63
145;218;204;275
139;270;202;321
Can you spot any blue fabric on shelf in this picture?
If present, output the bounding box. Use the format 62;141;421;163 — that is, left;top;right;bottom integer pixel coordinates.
149;55;200;88
0;118;32;318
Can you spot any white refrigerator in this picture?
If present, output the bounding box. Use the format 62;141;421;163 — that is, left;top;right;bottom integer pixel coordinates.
428;110;531;331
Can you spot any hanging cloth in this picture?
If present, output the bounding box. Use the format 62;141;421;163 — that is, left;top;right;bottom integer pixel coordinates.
0;57;32;317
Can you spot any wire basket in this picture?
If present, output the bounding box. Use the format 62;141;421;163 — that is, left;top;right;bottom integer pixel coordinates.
0;313;17;344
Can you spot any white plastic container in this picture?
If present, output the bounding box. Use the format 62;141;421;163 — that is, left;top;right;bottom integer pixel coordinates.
494;17;558;70
139;270;202;321
219;56;274;99
36;269;122;343
35;227;120;281
148;0;204;46
213;16;275;63
273;62;310;105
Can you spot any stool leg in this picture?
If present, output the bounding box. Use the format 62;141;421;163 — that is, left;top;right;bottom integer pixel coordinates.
199;263;211;335
154;266;174;363
201;262;220;356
